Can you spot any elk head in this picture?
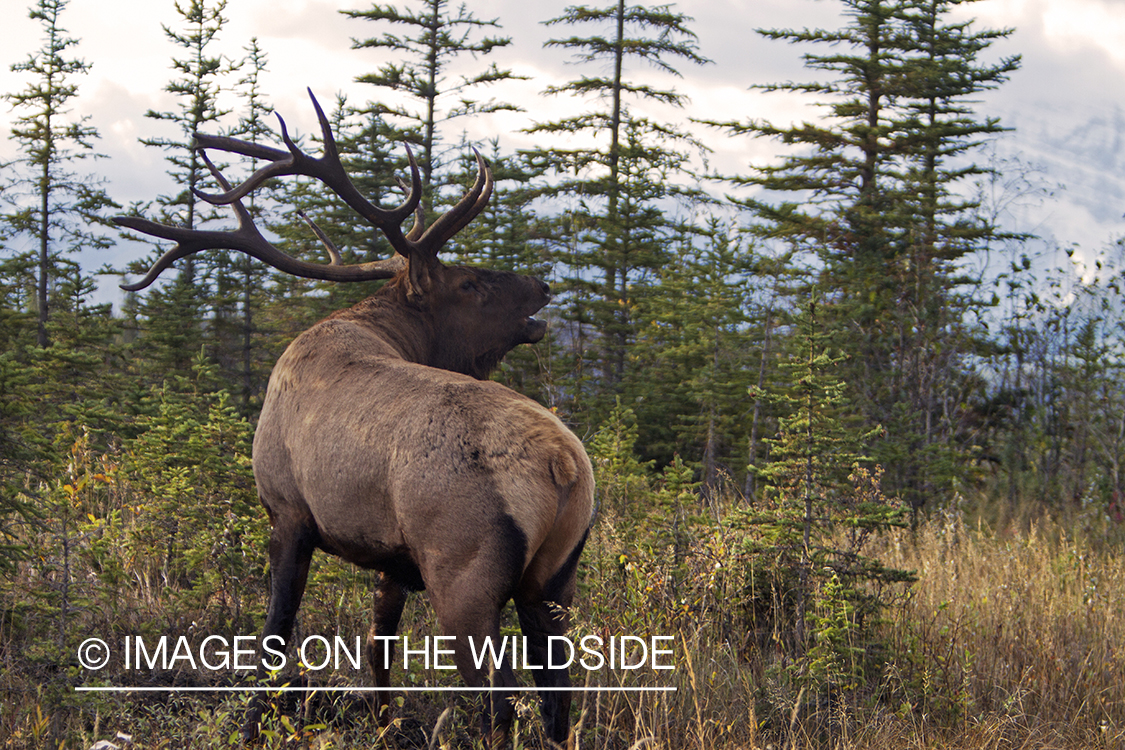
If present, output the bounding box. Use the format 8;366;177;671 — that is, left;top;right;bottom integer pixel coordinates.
116;88;550;380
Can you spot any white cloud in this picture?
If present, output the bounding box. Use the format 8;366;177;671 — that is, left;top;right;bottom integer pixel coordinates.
1018;0;1125;67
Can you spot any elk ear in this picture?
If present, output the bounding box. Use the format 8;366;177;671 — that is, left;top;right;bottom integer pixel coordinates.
405;254;442;302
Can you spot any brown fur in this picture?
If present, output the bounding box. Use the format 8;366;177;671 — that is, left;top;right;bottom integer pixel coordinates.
244;263;594;747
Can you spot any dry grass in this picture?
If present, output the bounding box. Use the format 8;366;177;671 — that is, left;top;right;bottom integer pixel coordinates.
558;505;1125;750
875;512;1125;750
3;497;1125;749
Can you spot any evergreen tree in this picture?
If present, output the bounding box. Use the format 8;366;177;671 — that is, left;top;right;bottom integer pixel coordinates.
0;1;124;571
630;215;756;496
0;345;39;572
4;0;117;348
141;0;235;231
737;301;911;692
525;0;710;425
30;260;125;444
877;0;1019;504
897;0;1018;257
704;0;911;270
343;0;525;213
127;0;236;381
213;37;275;415
707;0;1017;508
122;354;260;608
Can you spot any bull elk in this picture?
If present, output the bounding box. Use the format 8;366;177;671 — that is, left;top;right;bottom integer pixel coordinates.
116;91;594;747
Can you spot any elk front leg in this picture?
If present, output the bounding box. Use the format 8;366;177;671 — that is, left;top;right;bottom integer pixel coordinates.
243;517;316;742
367;571;407;724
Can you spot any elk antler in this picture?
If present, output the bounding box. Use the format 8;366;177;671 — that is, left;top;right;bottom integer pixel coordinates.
116;89;493;291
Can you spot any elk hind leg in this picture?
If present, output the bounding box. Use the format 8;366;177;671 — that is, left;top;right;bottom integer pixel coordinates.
432;582;518;747
243;517;316;741
515;545;584;745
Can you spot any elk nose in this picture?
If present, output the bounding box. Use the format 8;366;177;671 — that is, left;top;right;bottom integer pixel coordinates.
537;278;551;296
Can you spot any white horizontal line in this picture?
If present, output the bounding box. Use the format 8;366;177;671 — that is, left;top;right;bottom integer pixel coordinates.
76;686;676;693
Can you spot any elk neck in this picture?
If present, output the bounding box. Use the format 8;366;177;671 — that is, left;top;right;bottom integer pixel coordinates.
327;284;439;369
323;269;549;381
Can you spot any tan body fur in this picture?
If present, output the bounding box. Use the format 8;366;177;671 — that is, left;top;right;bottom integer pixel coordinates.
246;273;594;747
256;319;592;591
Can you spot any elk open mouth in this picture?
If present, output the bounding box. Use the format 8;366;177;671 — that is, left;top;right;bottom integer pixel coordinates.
520;286;550;343
523;316;548;343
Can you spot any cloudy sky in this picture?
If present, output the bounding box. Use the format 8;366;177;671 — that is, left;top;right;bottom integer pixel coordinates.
1;0;1123;304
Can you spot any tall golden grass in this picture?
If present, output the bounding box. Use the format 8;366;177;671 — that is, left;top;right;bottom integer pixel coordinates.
874;511;1125;750
574;505;1125;750
3;483;1124;749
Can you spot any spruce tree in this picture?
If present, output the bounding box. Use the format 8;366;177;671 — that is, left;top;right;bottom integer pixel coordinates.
30;260;125;443
141;0;235;231
4;0;117;349
214;37;275;415
630;215;756;495
738;301;911;693
0;332;39;571
883;0;1019;502
127;0;236;382
525;0;710;425
707;0;1017;508
343;0;524;213
1;1;124;544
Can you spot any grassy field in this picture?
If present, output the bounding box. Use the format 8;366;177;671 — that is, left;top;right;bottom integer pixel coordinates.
2;472;1124;749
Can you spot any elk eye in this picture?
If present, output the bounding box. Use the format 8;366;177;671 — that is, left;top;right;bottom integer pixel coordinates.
461;280;476;292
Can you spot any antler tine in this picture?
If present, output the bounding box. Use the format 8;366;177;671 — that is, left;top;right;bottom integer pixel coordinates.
192;118;297;205
192;90;422;243
441;149;494;241
199;148;240;196
115;216;215;291
303;89;422;237
409;149;493;257
396;164;427;242
297;210;344;266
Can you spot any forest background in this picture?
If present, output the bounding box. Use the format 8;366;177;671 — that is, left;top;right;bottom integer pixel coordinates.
2;0;1125;748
